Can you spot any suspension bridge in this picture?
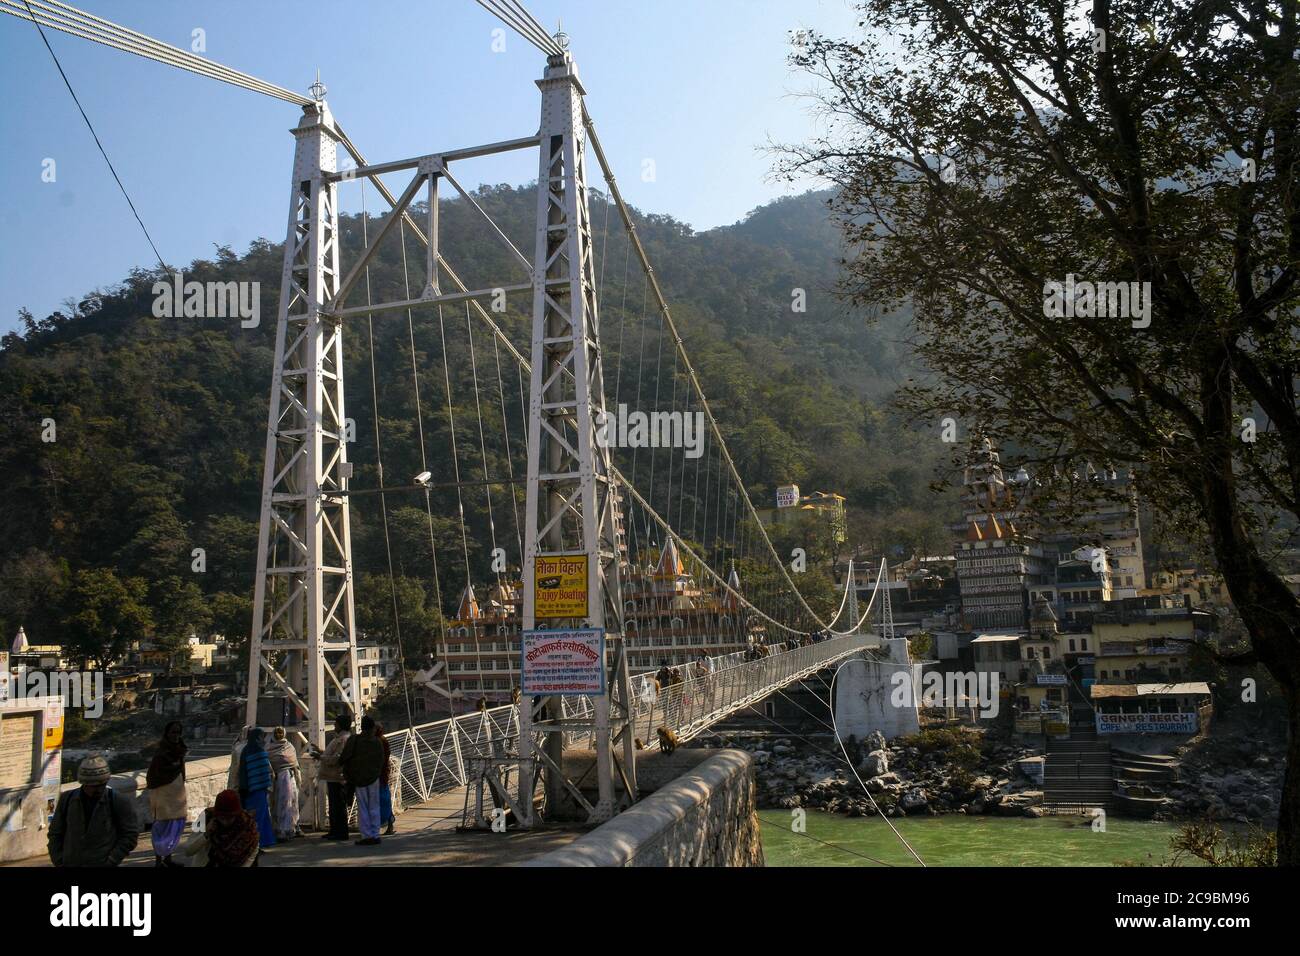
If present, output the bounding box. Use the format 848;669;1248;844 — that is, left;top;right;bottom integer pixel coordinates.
3;0;895;835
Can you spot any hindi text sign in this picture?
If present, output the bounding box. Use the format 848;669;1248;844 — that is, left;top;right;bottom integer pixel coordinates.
533;554;589;619
521;628;605;696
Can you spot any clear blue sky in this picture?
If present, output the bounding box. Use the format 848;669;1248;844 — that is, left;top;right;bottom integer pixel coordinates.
0;0;863;333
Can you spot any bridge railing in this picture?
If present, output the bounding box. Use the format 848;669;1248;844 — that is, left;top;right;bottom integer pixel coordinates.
381;702;521;809
382;633;875;808
569;633;874;748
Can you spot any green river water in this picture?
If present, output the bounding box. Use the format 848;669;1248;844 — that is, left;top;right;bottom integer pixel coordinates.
759;811;1197;867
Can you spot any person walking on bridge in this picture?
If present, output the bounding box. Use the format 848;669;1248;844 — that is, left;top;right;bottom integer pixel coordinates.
146;720;188;867
341;715;386;846
320;714;354;840
48;754;139;867
238;727;276;849
267;726;302;841
375;722;396;836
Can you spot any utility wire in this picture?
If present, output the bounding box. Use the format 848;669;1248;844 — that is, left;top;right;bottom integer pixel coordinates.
757;809;898;868
734;689;927;867
20;0;166;273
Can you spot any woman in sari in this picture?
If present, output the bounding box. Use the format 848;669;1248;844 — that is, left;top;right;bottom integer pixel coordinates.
146;721;187;867
237;727;276;848
205;790;260;867
266;726;302;841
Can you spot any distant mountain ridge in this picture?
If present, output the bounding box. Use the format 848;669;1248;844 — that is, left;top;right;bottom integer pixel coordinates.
0;184;944;656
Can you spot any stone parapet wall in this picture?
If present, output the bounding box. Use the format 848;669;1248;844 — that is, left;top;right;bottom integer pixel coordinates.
522;749;763;867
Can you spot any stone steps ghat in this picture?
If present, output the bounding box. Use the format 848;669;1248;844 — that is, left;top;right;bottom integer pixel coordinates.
1046;768;1113;779
1045;765;1111;774
1045;734;1114;810
1045;791;1114;802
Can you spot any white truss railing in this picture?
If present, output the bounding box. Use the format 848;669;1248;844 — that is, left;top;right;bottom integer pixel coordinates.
381;633;877;808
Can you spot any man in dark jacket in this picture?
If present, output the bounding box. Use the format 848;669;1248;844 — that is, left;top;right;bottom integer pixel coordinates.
340;715;386;845
48;754;140;867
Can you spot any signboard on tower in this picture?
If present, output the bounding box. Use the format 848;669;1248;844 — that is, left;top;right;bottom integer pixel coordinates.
521;628;606;696
533;553;589;619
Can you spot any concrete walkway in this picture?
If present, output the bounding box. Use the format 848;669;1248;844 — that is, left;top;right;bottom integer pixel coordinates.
11;786;582;868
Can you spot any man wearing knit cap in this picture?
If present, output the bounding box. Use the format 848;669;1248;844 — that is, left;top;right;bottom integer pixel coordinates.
48;754;140;867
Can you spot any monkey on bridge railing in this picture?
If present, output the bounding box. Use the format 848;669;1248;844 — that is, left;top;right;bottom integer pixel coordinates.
656;726;679;754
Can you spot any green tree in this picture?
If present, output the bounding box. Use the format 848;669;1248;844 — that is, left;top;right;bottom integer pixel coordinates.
61;569;152;667
355;573;444;663
782;0;1300;861
0;548;69;646
149;576;212;673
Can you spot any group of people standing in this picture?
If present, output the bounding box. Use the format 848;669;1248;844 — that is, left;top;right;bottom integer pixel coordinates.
653;651;716;726
318;714;395;845
224;724;305;848
47;713;396;867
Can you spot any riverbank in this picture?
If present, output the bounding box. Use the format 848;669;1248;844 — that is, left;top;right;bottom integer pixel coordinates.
739;727;1048;818
721;717;1284;825
758;812;1197;866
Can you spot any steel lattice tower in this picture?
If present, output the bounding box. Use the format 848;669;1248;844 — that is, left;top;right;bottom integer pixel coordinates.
519;47;636;823
246;99;361;768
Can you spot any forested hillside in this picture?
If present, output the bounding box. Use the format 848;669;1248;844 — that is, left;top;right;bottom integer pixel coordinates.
0;185;947;666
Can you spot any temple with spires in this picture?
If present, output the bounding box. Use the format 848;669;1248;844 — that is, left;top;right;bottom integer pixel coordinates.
415;541;759;714
952;437;1145;630
954;439;1051;629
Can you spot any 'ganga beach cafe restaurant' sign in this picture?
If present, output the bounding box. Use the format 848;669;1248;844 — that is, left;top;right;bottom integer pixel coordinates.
1090;681;1212;735
521;628;606;696
1097;712;1197;734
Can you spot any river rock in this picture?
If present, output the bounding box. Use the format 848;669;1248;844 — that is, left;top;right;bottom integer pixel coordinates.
996;790;1044;816
857;749;889;778
900;788;929;812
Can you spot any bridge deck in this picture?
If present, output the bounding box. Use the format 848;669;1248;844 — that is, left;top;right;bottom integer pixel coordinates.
9;786;581;868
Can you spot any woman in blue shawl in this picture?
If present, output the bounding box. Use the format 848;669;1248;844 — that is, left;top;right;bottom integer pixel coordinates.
237;727;276;848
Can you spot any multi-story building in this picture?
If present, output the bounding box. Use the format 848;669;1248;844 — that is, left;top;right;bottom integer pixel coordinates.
1032;466;1145;598
1090;595;1203;684
1145;568;1233;608
955;515;1052;630
951;439;1050;630
620;540;757;671
324;641;398;709
1029;546;1114;625
952;440;1143;627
